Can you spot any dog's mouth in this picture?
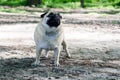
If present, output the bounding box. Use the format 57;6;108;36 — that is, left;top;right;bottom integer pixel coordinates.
47;19;60;28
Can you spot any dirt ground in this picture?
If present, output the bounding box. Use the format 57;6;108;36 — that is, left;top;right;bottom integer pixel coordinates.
0;9;120;80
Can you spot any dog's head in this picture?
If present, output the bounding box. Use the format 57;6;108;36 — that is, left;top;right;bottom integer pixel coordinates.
41;11;62;28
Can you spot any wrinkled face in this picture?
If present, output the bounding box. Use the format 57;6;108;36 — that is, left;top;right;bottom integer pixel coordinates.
41;12;62;28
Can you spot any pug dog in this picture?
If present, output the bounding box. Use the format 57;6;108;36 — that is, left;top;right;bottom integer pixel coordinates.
33;11;71;67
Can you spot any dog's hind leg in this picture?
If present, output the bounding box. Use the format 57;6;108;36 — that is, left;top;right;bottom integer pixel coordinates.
62;40;71;58
45;49;49;58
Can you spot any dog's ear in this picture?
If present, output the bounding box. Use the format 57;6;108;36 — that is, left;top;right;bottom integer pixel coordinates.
40;12;48;18
58;13;62;19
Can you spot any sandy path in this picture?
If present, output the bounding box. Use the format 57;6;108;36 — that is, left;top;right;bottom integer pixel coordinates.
0;23;120;59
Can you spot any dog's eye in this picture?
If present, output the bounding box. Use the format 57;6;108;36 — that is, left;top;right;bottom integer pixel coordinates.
57;13;62;19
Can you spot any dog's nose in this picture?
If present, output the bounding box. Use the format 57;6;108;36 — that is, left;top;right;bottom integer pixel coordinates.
54;15;60;20
54;17;58;21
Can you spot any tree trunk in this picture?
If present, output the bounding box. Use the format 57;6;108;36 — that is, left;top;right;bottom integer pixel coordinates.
80;0;85;8
27;0;42;7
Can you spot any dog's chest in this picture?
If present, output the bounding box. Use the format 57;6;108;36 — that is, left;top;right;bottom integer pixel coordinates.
34;25;63;49
41;31;60;49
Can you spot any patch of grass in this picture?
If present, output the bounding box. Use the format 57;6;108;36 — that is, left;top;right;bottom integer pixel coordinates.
112;20;118;25
0;0;120;9
0;0;119;14
101;13;108;17
0;7;28;13
40;0;120;9
0;0;27;6
39;2;80;9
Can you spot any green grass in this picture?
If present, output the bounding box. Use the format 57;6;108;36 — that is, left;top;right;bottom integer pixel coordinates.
0;7;28;13
39;2;80;9
0;0;119;8
0;0;26;6
0;0;119;13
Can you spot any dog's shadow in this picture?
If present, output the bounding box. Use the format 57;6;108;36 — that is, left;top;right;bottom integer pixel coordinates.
0;45;71;71
0;58;34;70
0;45;80;79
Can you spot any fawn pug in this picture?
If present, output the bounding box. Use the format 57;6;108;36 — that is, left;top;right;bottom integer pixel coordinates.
33;11;71;66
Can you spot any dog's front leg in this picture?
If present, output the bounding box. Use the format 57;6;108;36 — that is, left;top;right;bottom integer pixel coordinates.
53;47;61;66
32;47;42;66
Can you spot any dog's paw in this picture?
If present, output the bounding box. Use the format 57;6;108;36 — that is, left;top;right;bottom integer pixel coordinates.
44;55;49;59
66;55;71;58
31;62;46;67
53;62;61;67
44;54;49;58
31;62;40;67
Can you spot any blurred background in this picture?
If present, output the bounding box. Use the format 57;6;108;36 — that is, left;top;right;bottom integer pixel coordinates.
0;0;120;11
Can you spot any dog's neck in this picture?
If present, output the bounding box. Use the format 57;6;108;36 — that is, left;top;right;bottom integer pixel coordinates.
41;22;62;36
45;31;58;36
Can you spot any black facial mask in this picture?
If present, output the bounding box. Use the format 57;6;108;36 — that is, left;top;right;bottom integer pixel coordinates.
47;12;62;28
